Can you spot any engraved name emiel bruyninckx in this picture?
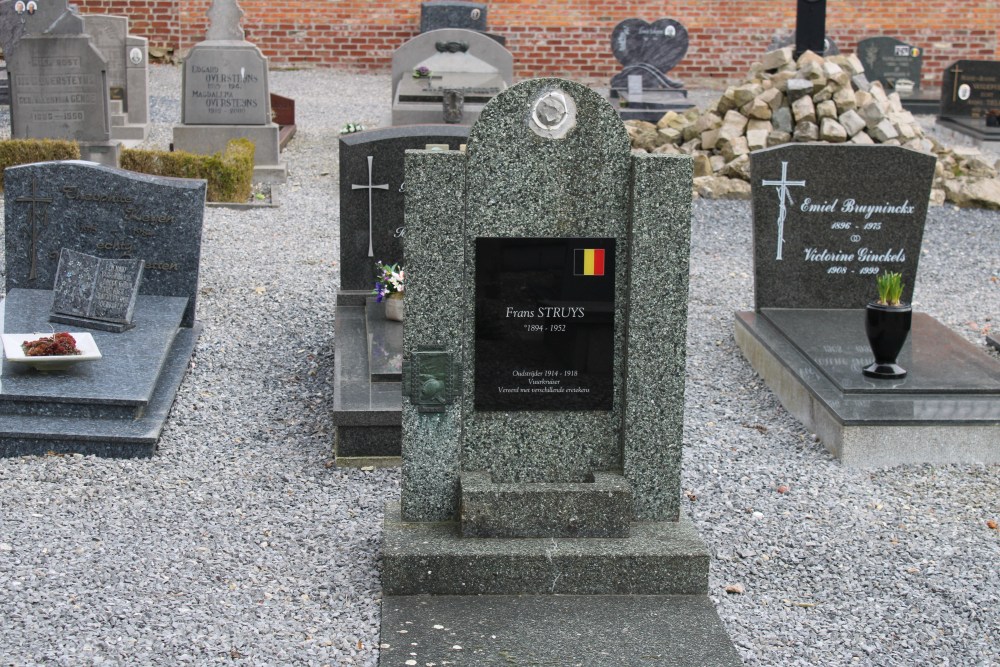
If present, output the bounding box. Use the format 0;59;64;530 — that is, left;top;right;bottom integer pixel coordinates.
762;161;806;260
352;155;389;258
16;177;54;281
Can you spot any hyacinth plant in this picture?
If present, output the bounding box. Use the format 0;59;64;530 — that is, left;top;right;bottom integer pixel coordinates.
373;261;405;302
875;271;905;306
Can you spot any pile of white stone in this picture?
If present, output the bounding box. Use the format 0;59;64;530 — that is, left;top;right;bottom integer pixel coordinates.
626;46;1000;208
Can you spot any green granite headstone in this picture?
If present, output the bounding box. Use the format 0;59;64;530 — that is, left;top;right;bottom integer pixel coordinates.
381;78;739;663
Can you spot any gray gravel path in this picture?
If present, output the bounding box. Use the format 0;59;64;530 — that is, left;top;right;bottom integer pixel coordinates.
0;65;997;666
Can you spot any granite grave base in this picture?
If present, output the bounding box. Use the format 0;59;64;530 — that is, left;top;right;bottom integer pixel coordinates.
332;295;401;466
378;593;741;667
0;289;199;458
381;502;709;596
988;334;999;352
735;308;1000;467
898;91;939;115
611;88;693;121
935;116;1000;150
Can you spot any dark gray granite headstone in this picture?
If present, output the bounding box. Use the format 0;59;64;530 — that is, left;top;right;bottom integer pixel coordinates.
856;36;923;93
50;248;144;331
338;125;469;292
7;34;111;142
940;60;1000;119
420;1;487;33
4;160;206;327
610;18;688;90
750;144;935;310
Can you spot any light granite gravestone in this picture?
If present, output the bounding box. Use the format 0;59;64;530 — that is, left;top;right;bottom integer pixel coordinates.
4;0;119;165
1;160;206;457
82;14;150;141
332;125;469;465
609;18;691;120
736;143;1000;466
938;60;1000;144
391;28;512;125
378;78;740;666
51;249;144;332
172;0;286;182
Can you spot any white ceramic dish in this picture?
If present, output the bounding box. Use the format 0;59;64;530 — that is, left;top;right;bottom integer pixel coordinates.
1;332;102;371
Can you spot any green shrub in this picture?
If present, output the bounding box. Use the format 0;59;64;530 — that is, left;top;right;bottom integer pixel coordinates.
121;138;255;203
0;139;81;190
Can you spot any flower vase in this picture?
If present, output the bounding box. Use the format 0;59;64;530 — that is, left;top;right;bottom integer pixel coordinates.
862;302;912;379
384;294;404;322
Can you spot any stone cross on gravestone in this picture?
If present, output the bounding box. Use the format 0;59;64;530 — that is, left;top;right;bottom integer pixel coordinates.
950;63;964;102
14;178;53;280
205;0;245;41
352;155;390;258
761;161;806;260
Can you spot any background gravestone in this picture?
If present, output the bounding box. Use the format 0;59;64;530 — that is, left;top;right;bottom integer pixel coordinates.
750;143;935;310
609;18;688;91
337;125;469;296
857;36;923;92
940;60;1000;119
391;28;512;125
173;0;286;182
82;14;150;140
4;160;206;327
420;0;486;32
769;32;839;56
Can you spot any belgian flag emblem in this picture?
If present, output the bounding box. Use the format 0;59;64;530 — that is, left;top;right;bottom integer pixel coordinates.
574;248;606;276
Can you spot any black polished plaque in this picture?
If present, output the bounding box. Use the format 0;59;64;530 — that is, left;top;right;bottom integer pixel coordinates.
474;237;615;411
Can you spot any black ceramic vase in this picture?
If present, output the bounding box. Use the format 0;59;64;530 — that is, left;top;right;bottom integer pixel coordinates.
863;302;912;379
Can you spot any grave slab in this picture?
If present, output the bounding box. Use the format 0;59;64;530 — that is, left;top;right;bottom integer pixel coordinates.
379;594;741;667
0;289;200;457
735;310;1000;467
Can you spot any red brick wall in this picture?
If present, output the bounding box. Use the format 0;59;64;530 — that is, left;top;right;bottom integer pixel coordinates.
77;0;1000;87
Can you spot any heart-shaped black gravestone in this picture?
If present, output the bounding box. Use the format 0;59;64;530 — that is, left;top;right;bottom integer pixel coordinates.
610;18;689;74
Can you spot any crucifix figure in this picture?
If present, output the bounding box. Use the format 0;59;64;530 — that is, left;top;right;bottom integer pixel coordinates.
950;63;964;102
15;177;53;280
352;155;389;258
761;161;806;261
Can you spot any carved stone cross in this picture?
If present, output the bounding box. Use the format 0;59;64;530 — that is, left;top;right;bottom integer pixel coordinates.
15;177;53;280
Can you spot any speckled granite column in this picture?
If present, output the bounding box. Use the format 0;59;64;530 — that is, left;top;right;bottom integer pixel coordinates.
624;153;692;521
399;150;467;522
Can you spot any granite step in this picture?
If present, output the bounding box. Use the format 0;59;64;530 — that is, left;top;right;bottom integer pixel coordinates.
379;593;741;667
460;470;632;538
381;502;709;596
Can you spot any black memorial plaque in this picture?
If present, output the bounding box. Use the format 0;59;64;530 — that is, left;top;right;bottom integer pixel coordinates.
940;60;1000;118
475;238;615;411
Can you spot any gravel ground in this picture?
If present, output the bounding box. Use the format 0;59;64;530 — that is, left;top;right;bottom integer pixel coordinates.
0;65;997;666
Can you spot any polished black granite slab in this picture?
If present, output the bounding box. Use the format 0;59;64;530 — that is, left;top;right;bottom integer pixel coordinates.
1;289;186;415
935;116;1000;143
762;308;1000;394
365;298;402;382
989;334;1000;352
379;594;740;667
0;289;198;457
332;301;401;462
737;310;1000;425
